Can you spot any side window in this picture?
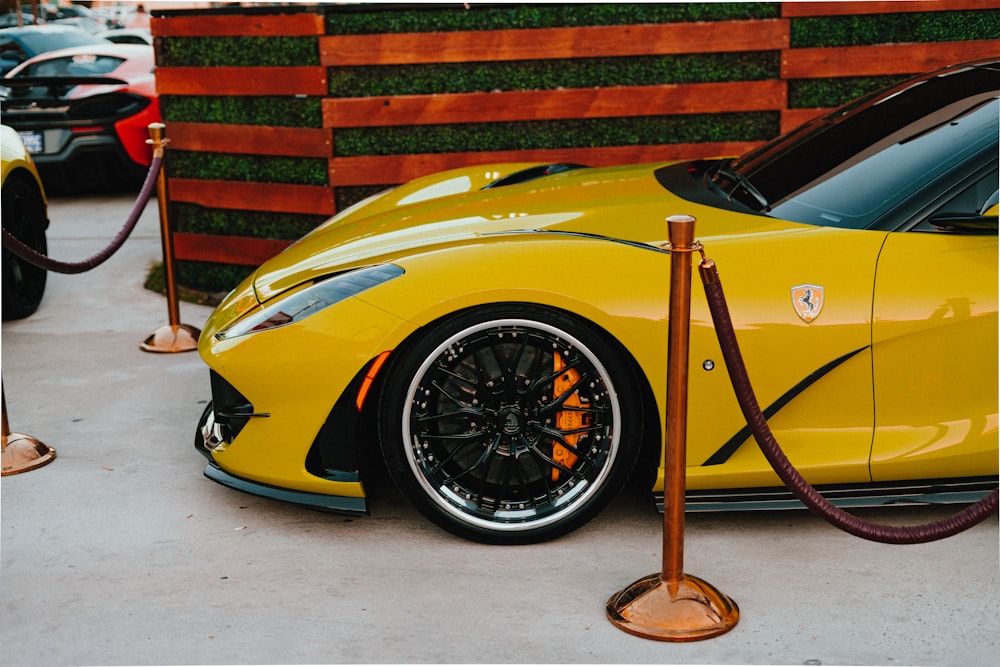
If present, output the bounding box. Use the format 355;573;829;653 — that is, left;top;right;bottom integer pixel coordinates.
912;168;999;233
0;37;27;64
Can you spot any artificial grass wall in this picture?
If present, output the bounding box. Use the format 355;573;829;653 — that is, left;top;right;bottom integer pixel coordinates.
156;2;1000;293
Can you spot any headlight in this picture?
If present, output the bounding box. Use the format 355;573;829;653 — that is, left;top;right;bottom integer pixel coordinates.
215;264;404;341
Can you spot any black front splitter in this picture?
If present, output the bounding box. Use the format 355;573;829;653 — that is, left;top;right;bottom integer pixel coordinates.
203;461;369;515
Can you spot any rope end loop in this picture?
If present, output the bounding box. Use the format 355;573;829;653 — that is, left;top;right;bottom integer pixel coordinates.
699;257;720;285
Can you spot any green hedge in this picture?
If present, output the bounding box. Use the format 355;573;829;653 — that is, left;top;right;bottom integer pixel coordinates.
176;260;254;295
329;52;780;97
173;203;328;240
791;9;1000;47
335;112;778;157
159;36;318;67
787;75;908;109
170;151;328;185
325;2;780;35
161;96;322;127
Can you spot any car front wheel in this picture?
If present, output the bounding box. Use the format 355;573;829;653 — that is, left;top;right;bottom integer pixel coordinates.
378;304;642;544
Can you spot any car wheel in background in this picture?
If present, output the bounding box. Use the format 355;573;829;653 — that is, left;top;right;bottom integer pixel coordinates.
378;304;642;544
2;173;48;320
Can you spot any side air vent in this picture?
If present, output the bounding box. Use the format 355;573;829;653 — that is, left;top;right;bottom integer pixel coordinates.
482;163;589;189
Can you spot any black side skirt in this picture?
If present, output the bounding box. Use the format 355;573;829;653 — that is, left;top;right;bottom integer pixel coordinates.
656;477;998;512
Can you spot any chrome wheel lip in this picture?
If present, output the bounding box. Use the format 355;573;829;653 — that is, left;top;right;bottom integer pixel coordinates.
401;318;622;533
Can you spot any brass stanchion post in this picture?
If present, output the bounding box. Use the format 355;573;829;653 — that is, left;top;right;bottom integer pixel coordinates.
606;214;738;641
1;382;56;476
141;122;201;353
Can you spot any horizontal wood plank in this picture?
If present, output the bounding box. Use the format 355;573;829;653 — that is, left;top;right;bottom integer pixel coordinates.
328;142;762;187
783;40;1000;78
169;178;335;215
165;123;333;158
323;80;786;128
156;66;328;96
782;0;1000;17
151;13;325;37
780;108;830;134
320;20;789;66
174;232;292;267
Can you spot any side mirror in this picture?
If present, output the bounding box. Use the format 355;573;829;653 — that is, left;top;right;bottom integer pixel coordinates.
929;212;998;235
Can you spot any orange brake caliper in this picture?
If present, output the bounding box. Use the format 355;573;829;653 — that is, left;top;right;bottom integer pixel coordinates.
552;351;590;481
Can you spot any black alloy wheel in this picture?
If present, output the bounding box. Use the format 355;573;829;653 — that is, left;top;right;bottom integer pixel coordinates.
2;174;48;320
379;304;642;544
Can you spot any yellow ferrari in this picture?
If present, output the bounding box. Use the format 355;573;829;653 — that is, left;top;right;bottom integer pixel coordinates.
195;59;999;544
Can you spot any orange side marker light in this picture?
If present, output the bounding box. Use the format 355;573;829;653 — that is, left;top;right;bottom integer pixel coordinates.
356;351;392;411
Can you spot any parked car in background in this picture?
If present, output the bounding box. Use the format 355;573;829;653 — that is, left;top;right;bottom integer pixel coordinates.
0;11;44;29
89;6;129;31
0;42;159;190
194;59;998;544
41;3;116;32
0;24;109;75
97;28;152;46
1;124;49;320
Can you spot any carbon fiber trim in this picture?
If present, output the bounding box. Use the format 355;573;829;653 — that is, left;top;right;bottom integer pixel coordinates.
656;477;998;512
204;462;368;515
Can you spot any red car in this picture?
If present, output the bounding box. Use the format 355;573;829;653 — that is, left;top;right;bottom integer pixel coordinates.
0;42;158;190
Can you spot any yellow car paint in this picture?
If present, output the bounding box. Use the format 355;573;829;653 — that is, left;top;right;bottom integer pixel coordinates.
198;155;998;504
870;231;998;481
1;124;44;188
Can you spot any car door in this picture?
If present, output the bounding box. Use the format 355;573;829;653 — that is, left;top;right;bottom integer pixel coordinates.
686;224;884;491
870;172;999;482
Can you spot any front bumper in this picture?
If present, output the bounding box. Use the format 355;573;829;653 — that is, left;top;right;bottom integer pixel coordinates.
195;400;369;515
194;289;415;513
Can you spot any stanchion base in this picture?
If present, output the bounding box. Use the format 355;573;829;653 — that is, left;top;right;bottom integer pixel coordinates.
607;572;739;642
140;324;201;353
2;433;57;476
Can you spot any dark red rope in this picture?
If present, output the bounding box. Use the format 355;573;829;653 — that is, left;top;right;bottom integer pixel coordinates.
1;154;163;275
700;263;998;544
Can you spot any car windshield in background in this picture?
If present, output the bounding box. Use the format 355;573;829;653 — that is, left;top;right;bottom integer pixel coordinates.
714;62;1000;230
17;53;125;77
5;27;106;53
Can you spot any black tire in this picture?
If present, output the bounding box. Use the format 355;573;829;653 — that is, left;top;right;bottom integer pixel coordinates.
378;304;643;544
2;173;48;320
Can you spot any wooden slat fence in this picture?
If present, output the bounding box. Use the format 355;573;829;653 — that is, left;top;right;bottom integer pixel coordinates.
151;1;1000;272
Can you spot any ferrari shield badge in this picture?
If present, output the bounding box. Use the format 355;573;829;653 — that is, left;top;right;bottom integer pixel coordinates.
791;285;824;323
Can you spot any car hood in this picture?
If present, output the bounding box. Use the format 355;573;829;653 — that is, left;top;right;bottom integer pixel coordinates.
249;161;796;303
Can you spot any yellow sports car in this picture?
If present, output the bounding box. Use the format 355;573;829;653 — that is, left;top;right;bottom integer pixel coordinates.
1;123;48;320
195;59;999;544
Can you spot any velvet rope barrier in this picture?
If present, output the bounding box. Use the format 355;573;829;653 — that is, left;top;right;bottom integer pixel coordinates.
1;153;163;275
699;257;998;544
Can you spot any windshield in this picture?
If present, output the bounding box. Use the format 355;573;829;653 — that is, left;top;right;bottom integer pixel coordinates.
13;28;107;53
767;99;998;228
19;53;124;77
712;62;1000;229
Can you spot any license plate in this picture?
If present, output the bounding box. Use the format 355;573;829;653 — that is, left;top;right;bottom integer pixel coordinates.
18;131;43;154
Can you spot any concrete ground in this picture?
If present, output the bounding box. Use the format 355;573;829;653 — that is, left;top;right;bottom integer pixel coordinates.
1;192;998;666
